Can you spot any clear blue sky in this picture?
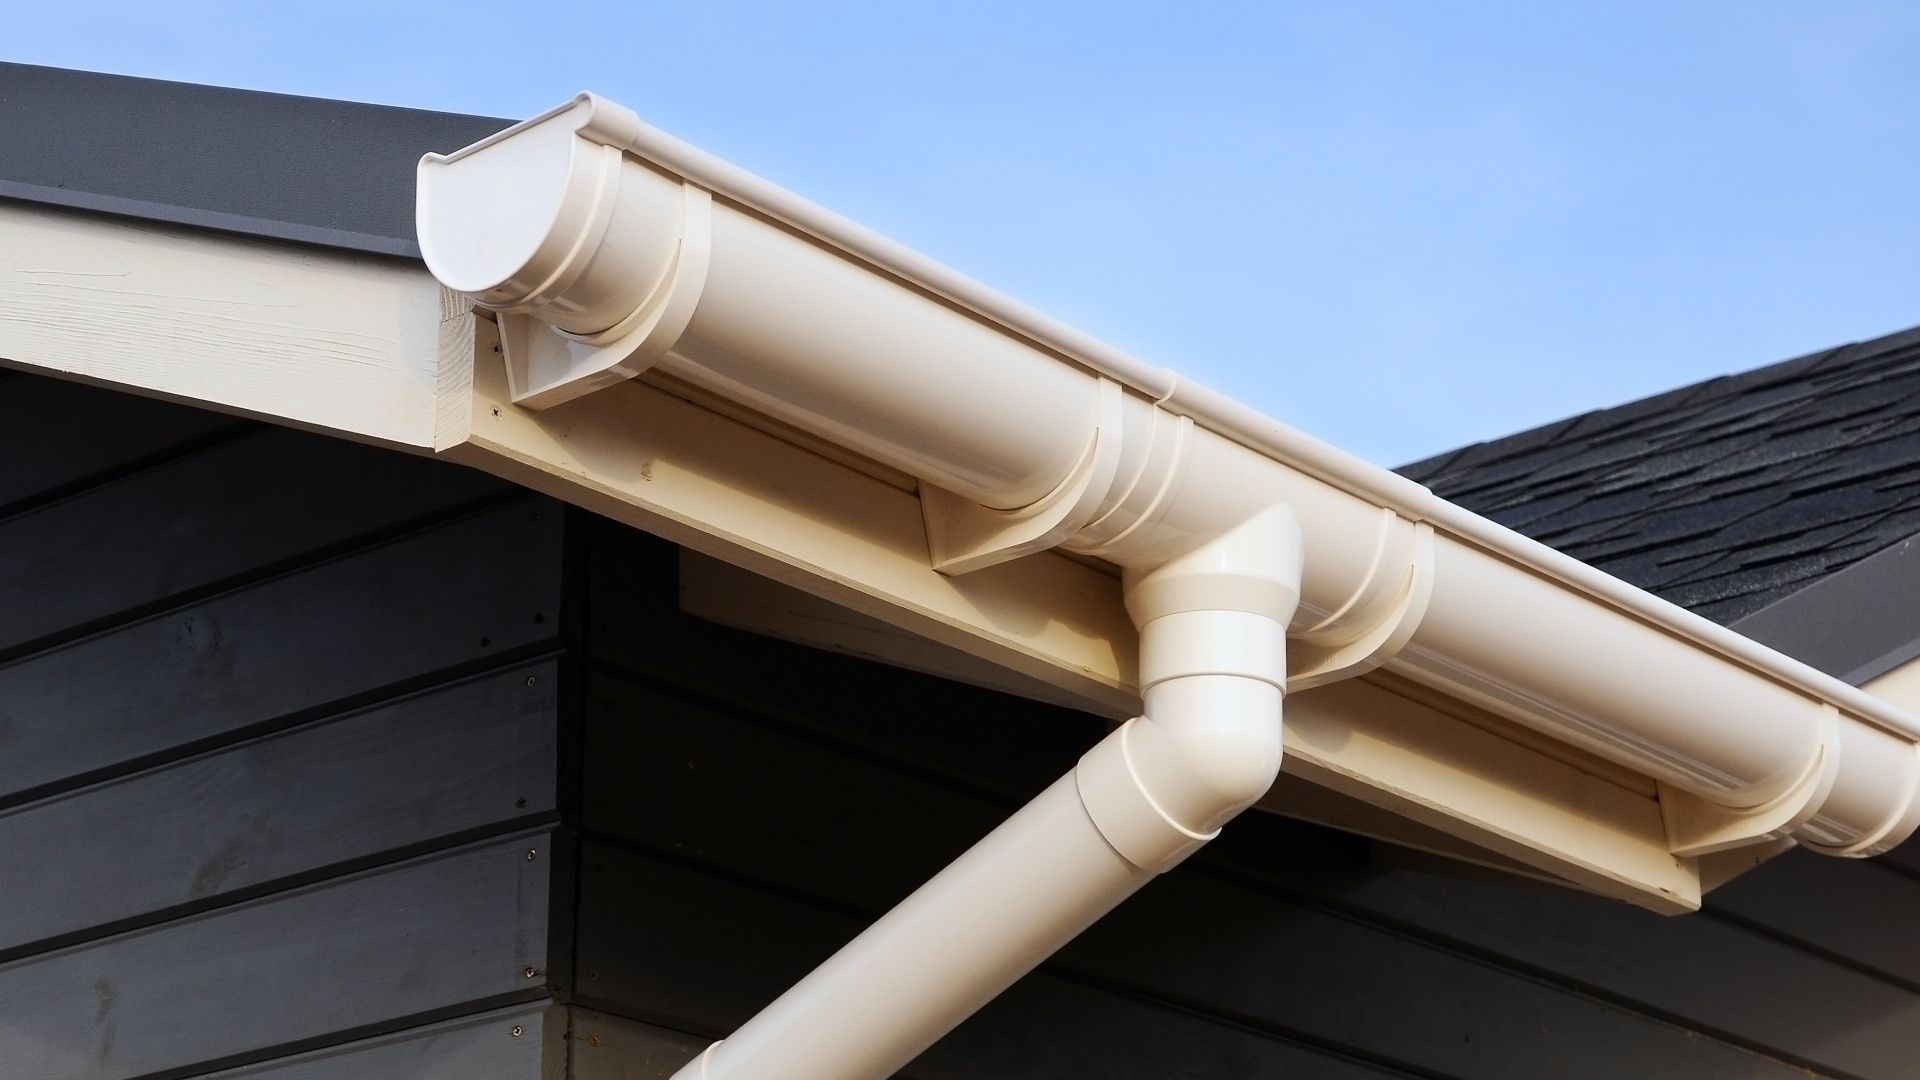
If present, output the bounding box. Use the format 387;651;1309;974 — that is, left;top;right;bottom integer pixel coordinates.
11;3;1918;465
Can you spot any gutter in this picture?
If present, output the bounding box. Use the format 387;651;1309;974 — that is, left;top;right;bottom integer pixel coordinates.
418;94;1920;1080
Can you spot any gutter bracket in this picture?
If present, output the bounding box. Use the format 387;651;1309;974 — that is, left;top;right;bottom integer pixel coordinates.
1287;517;1436;691
1660;703;1842;857
923;379;1127;573
499;181;713;410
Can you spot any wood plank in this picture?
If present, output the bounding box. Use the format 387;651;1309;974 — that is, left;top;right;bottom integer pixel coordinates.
1263;861;1920;1079
677;548;1107;715
583;674;1023;912
0;203;465;450
1877;833;1920;879
202;1004;561;1080
0;371;241;514
573;842;1783;1080
568;1010;708;1080
1706;847;1920;989
0;498;564;805
0;426;508;658
939;975;1409;1080
0;662;558;957
0;832;554;1080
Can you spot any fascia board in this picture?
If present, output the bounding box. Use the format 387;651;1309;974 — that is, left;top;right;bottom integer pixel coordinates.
0;201;470;452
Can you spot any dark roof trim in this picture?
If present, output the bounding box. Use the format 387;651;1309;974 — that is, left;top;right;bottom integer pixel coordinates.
0;62;509;259
1730;532;1920;685
0;180;422;259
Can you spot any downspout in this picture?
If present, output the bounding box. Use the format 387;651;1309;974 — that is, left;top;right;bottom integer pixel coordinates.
678;509;1302;1079
417;93;1920;1079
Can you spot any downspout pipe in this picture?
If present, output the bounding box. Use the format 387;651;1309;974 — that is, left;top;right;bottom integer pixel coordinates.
677;511;1301;1080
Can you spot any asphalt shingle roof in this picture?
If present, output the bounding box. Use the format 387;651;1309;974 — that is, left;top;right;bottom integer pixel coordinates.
1400;325;1920;625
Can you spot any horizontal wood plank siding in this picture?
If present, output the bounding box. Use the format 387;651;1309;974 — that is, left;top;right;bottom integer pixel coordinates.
0;374;572;1079
568;1010;708;1080
0;833;553;1080
0;662;558;958
0;372;241;514
576;518;1920;1079
202;1004;562;1080
0;497;563;806
1708;850;1920;989
0;426;508;658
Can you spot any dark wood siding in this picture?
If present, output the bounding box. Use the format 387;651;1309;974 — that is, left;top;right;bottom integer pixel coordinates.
0;375;573;1079
574;515;1920;1080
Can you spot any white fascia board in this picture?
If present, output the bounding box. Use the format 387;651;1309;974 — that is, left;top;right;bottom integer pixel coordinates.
0;202;471;451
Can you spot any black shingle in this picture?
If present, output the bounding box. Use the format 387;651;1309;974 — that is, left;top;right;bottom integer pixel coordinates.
1403;325;1920;625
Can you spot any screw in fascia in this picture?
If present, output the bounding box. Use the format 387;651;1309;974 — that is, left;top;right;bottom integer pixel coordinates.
526;848;539;861
524;966;541;979
510;1025;524;1038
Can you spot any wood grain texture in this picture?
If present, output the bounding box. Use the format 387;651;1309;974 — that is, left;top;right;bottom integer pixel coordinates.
201;1004;559;1080
0;832;554;1080
0;662;558;957
0;203;455;448
0;372;241;515
0;498;563;805
0;425;509;658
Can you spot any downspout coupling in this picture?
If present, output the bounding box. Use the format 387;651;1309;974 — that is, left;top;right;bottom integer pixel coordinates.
418;92;1920;1077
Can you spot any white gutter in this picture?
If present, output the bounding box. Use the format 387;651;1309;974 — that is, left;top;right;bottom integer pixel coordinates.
418;93;1920;1079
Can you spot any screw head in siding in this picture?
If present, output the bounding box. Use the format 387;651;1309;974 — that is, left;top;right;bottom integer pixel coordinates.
526;848;539;861
525;966;541;979
511;1025;524;1038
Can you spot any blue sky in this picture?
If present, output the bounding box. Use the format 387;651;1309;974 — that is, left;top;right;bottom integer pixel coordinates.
10;3;1918;465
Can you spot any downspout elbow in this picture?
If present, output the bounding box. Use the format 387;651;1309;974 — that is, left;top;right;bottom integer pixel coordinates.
1077;506;1304;871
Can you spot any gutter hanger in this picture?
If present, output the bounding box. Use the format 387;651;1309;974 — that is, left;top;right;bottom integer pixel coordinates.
418;94;1920;1079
